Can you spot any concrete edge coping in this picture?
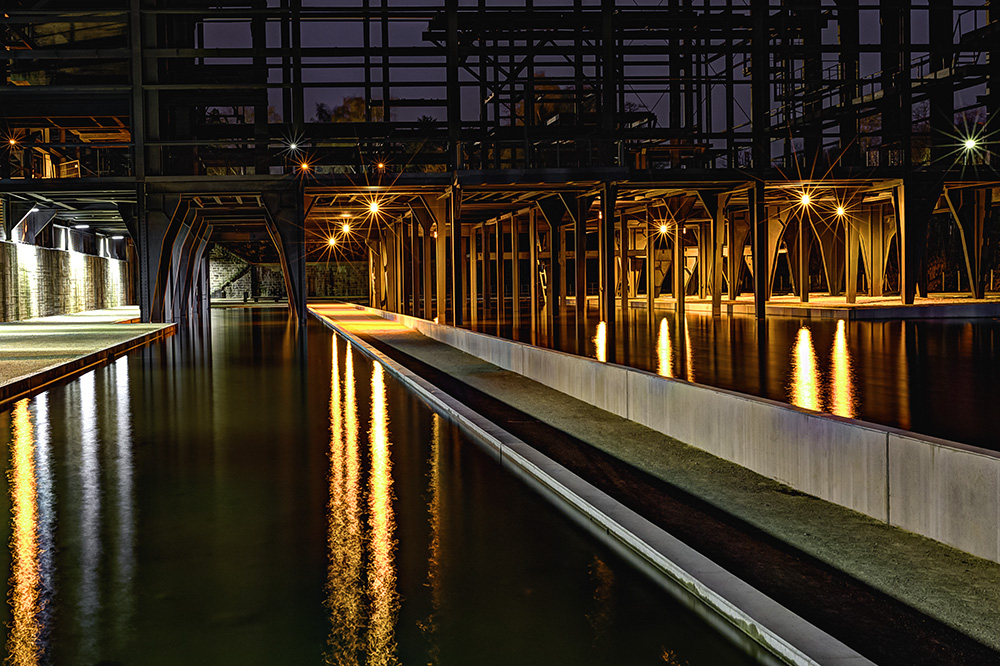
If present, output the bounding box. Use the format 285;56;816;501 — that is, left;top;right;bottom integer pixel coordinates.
0;324;175;407
311;310;875;666
352;305;1000;462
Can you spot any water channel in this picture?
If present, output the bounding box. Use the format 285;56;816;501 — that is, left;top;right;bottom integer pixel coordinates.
1;307;759;665
468;306;1000;451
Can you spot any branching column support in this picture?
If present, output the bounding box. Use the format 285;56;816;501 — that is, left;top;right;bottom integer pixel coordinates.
139;193;185;323
946;187;993;300
170;206;211;320
262;190;308;323
895;176;942;305
574;195;589;328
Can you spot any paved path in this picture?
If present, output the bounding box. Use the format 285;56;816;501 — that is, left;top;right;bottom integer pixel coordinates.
311;302;1000;666
1;306;172;404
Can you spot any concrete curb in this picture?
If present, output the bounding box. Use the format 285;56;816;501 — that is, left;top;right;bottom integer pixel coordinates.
311;309;876;666
0;325;175;407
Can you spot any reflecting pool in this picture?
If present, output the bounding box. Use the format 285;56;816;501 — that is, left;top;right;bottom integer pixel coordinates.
470;307;1000;450
0;308;758;665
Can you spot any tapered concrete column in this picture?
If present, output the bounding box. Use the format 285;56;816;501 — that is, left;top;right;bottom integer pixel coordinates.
449;187;464;325
798;209;810;303
409;213;420;315
262;190;307;323
728;212;751;301
171;209;210;320
845;212;860;304
137;193;185;323
470;225;479;326
600;184;618;356
482;223;492;320
512;213;521;324
618;197;629;325
645;206;655;317
750;181;767;320
529;209;538;333
673;211;685;321
811;211;845;297
495;218;505;324
422;230;433;319
895;176;942;305
574;197;588;326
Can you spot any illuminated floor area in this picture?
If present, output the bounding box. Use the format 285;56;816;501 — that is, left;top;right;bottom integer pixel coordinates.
310;303;1000;664
0;306;171;397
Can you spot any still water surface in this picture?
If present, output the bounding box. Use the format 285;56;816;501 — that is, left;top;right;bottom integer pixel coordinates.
471;307;1000;450
1;308;757;665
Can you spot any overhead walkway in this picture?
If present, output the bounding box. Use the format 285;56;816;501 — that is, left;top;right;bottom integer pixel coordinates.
311;302;1000;666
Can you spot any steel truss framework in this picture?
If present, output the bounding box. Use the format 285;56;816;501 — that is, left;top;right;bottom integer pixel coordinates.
2;0;998;343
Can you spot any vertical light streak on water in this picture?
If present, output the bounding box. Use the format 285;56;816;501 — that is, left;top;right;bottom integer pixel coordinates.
897;323;911;429
112;356;136;650
422;413;444;665
594;321;607;363
684;318;695;382
326;336;362;666
829;320;857;418
790;326;822;411
657;317;673;378
367;362;399;666
7;400;42;666
33;393;54;656
78;370;102;662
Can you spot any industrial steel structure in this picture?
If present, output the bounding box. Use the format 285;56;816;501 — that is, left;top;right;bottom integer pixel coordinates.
3;0;999;351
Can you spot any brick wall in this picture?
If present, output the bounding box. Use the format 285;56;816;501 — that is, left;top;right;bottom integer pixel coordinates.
209;245;368;300
0;241;128;322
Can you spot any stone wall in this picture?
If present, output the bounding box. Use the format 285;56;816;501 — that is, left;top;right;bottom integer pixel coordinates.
208;245;367;300
0;241;128;322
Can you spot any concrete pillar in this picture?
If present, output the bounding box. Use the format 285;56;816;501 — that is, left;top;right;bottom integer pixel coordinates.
895;176;942;304
798;209;810;303
728;211;751;301
482;223;492;320
409;213;420;315
811;210;845;297
672;210;684;320
618;198;629;325
422;228;433;319
574;197;588;326
470;225;479;326
262;191;307;323
138;193;186;323
449;187;464;325
645;206;655;317
600;184;618;359
495;218;505;324
512;213;521;324
845;211;860;304
529;209;539;334
750;181;767;320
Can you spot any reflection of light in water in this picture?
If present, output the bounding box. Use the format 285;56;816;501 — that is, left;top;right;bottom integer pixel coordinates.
368;362;399;666
790;326;821;411
684;318;695;382
594;321;607;362
422;414;444;665
8;399;43;666
327;338;363;665
657;318;673;378
829;320;857;418
33;393;55;653
586;556;615;642
112;356;136;649
78;370;102;661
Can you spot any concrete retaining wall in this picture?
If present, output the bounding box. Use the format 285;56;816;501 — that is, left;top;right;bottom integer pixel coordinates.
360;305;1000;564
0;241;127;322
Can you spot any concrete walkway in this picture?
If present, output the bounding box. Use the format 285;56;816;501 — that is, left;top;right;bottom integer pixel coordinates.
311;303;1000;666
1;306;173;405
